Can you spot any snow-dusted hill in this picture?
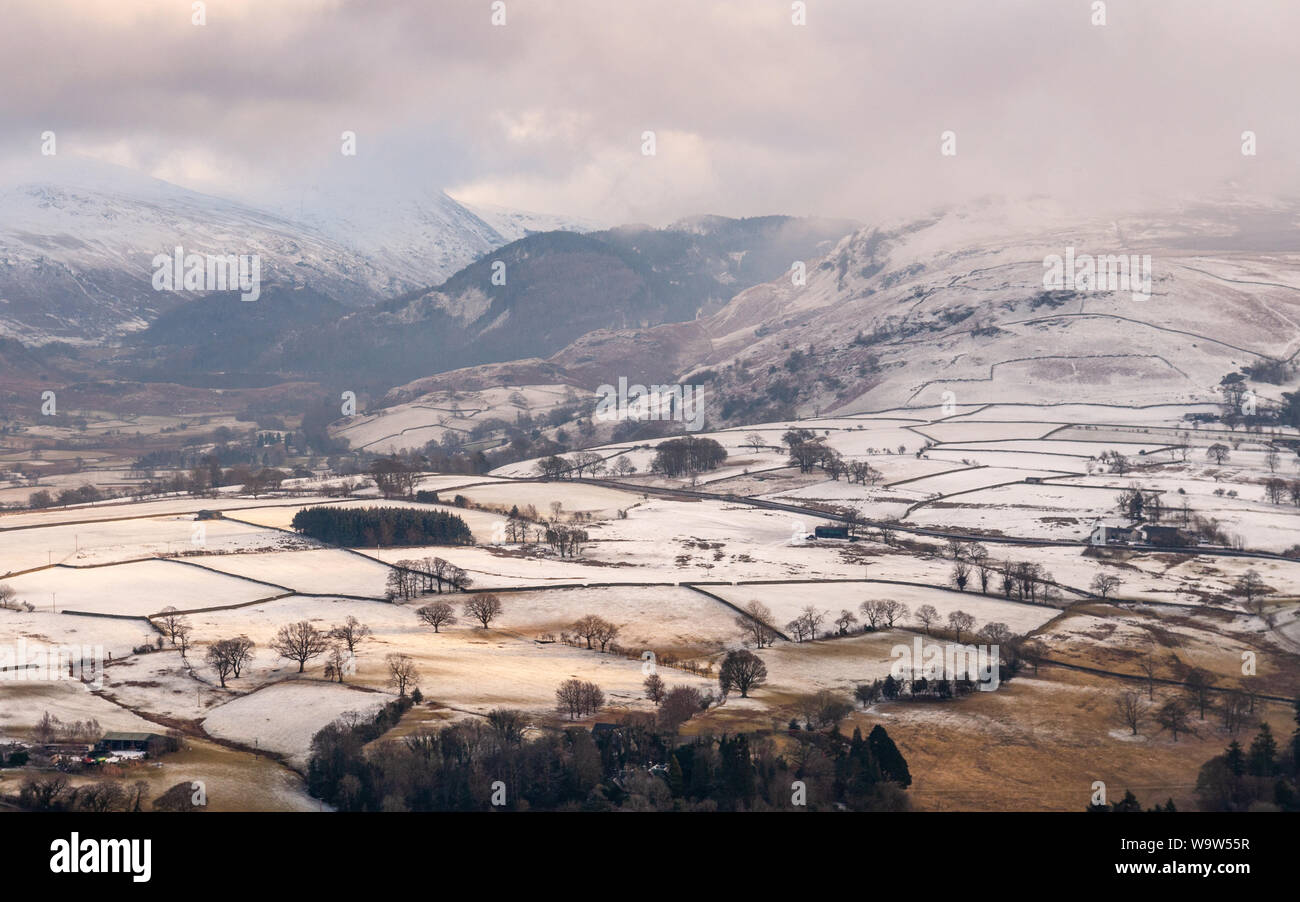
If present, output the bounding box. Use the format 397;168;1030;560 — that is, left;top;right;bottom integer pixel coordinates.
268;181;509;291
454;198;604;243
535;197;1300;416
0;159;546;344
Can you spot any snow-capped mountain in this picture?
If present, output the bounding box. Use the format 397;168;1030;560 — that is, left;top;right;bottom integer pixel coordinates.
268;181;509;291
0;158;546;345
432;196;1300;421
454;198;604;243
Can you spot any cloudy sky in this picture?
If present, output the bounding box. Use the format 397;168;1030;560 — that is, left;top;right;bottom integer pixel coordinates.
2;0;1298;225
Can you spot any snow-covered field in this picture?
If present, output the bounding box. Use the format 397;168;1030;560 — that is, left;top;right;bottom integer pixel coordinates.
2;402;1296;810
1;559;278;617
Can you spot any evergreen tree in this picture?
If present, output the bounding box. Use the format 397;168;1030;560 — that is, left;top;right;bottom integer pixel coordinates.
1247;723;1278;777
867;724;911;787
1113;789;1142;812
1225;740;1246;777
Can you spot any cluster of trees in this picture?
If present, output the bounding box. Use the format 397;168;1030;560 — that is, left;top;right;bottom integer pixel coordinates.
1114;662;1279;745
369;457;421;499
31;712;102;744
788;690;856;730
1195;704;1300;811
556;679;606;719
204;635;256;687
945;544;1060;605
306;706;911;811
860;673;995;705
569;615;620;651
543;523;589;558
290;506;473;547
387;556;472;600
734;601;782;648
1117;485;1163;522
27;483;105;509
781;428;892;482
1086;789;1178;812
647;683;714;731
1262;476;1300;506
650;436;728;478
733;596;1003;650
15;775;152;812
534;451;618;480
407;593;504;630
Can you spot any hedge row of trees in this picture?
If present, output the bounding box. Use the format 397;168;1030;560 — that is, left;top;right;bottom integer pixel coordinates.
290;506;473;546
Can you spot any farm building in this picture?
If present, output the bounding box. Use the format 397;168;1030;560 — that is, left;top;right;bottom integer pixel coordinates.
1089;519;1137;546
1136;524;1191;547
813;525;851;540
96;732;165;753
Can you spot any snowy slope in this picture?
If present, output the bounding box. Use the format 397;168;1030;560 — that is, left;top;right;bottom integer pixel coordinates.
455;198;604;242
537;197;1300;414
0;158;535;344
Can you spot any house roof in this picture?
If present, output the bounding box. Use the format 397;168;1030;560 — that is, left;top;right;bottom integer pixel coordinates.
101;731;162;742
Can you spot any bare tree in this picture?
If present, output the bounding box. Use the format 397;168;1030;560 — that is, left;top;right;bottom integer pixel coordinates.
329;616;371;655
1115;688;1150;736
415;602;457;633
735;600;780;648
571;614;608;649
859;599;884;630
1090;573;1122;600
834;609;859;635
463;593;503;628
593;619;620;652
1183;667;1217;720
947;610;975;642
914;604;939;635
156;606;186;644
323;644;350;683
270;620;329;672
1234;569;1266;615
1155;697;1193;741
1137;650;1158;700
205;643;236;688
173;620;193;658
1219;690;1251;734
881;599;909;628
385;653;419;697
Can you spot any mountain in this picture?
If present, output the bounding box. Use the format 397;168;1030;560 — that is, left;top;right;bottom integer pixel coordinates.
0;159;516;345
265;214;859;388
454;198;604;242
403;197;1300;427
265;181;508;290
